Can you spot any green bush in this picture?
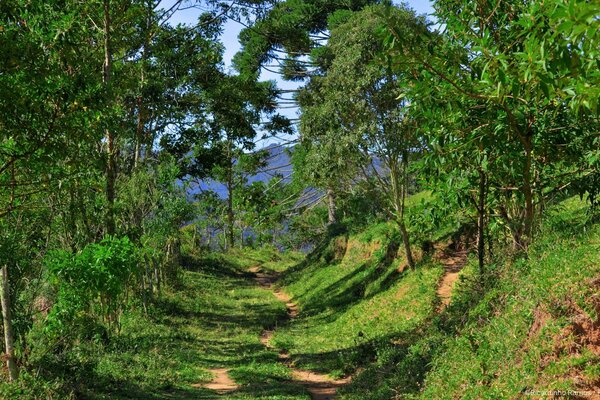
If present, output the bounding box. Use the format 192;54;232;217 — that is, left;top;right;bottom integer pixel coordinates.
45;236;139;341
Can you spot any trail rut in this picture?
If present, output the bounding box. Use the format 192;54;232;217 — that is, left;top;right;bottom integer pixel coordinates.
250;266;350;400
195;368;239;393
434;242;468;310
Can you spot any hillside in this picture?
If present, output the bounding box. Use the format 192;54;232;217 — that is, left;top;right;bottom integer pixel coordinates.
266;197;600;399
5;196;597;399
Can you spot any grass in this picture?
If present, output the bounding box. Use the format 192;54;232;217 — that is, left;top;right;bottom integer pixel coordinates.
342;196;600;399
272;222;443;377
10;196;596;399
8;247;310;400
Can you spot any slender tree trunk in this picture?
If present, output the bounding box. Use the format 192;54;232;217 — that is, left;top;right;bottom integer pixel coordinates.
153;257;161;294
134;94;144;169
103;0;116;235
401;155;415;269
144;255;153;296
390;158;415;269
139;269;147;314
227;199;234;248
522;139;534;248
398;221;415;269
1;265;18;382
477;169;487;276
327;187;336;225
227;142;235;249
226;166;235;249
134;3;151;169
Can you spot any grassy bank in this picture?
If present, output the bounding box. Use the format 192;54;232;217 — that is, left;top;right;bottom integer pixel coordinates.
271;223;444;377
344;197;600;399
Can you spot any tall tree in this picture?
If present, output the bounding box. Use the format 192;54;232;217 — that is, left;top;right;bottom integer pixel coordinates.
299;5;428;267
0;0;107;378
382;0;600;249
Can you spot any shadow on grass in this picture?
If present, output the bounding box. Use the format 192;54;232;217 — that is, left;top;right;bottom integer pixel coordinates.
180;254;254;279
280;233;412;320
39;251;304;400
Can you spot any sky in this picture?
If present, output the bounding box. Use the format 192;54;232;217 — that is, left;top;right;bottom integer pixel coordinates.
162;0;435;145
165;1;434;68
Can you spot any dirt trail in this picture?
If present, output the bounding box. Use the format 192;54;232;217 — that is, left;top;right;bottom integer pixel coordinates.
434;243;468;309
195;368;239;393
250;266;350;400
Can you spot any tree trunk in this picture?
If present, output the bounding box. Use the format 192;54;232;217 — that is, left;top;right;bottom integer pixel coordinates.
134;93;144;169
134;3;151;169
1;265;18;382
390;156;415;269
152;256;161;294
226;179;235;249
103;0;116;235
522;139;534;248
327;187;337;225
398;221;415;269
144;255;153;297
477;169;486;276
226;141;235;248
139;269;147;314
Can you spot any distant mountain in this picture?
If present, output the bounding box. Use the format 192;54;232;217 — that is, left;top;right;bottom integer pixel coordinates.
186;143;293;199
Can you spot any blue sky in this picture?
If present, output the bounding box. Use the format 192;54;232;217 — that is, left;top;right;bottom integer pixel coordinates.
162;0;434;145
165;1;434;69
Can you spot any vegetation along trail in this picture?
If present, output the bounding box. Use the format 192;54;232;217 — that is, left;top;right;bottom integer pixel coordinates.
2;0;598;399
250;265;351;400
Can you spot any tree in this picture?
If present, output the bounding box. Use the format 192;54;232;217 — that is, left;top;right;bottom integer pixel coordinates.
0;0;109;379
299;5;428;268
382;0;600;250
0;0;227;381
233;0;381;223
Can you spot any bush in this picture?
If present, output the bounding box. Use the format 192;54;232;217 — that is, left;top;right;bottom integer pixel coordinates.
45;236;139;342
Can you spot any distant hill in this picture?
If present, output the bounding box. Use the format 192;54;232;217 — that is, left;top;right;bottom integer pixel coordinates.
186;143;384;203
187;143;293;199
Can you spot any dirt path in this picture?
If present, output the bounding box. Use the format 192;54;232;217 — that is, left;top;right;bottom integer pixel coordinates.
194;368;239;393
434;243;468;310
250;266;350;400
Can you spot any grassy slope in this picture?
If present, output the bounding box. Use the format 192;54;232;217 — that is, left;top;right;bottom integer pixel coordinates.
11;197;596;399
54;247;309;400
419;197;600;399
272;222;443;377
344;197;600;399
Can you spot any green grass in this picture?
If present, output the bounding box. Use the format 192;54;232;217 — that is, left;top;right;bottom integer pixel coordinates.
271;222;443;377
11;196;596;399
342;196;600;399
8;248;310;400
84;197;600;399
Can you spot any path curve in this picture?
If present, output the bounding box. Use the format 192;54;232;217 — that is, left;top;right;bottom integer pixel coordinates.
194;368;239;393
434;243;468;310
250;266;350;400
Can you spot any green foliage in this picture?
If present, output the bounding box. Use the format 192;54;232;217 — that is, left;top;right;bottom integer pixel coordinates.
380;0;600;248
45;236;139;338
1;0;598;396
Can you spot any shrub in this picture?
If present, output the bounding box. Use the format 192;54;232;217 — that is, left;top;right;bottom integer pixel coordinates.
45;236;139;342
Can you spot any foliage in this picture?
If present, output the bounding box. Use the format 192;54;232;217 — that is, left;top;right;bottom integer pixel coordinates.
0;0;598;396
45;236;139;340
381;0;600;248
